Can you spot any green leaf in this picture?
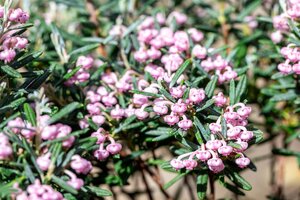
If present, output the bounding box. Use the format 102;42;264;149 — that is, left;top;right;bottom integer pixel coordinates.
11;51;43;69
270;91;297;102
130;90;161;98
163;171;190;190
52;175;78;195
193;116;210;141
196;173;208;200
235;75;247;103
86;186;112;197
1;65;22;78
205;75;218;98
69;43;99;57
23;103;36;126
90;62;108;80
272;148;300;156
196;99;215;112
48;102;80;124
63;66;81;80
237;0;261;20
221;116;227;137
159;87;176;103
227;171;252;191
169;59;191;88
229;79;236;105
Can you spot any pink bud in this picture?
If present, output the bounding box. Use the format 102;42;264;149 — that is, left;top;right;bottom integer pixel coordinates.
171;100;187;114
94;149;110;161
134;49;149;63
278;62;292;74
207;158;225;173
86;103;101;115
218;145;233;156
169;85;185;98
16;37;28;49
227;127;241;138
170;159;185;170
271;31;283;44
91;115;105;126
195;150;211;161
106;143;122;155
188;28;204;42
192;45;207;59
102;95;117;107
134;109;149;120
178;118;193;130
164;114;179;126
110;105;125;120
147;47;162;60
36;153;51;171
153;104;169;115
209;123;221;134
96;86;108;96
189;88;205;104
70;155;92;174
206;140;223;150
235;157;250;168
237;106;252;118
41;125;58;140
133;94;148;106
183;159;198;170
292;63;300;74
91;129;106;144
239;131;254;141
68;178;84;190
0;49;16;63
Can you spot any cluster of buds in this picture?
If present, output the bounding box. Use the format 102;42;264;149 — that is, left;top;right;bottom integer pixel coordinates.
286;0;300;20
152;88;205;130
271;0;300;44
133;12;237;83
65;56;95;85
92;128;122;161
0;6;29;63
0;133;13;160
277;45;300;75
14;180;64;200
271;14;289;44
170;103;253;173
8;116;75;148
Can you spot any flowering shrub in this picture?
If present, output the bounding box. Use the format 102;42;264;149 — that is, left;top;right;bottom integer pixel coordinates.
0;0;299;200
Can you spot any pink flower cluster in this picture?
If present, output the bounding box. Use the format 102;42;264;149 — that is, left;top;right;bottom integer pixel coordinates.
0;6;29;63
286;0;300;19
0;133;13;160
133;12;237;84
277;46;300;75
92;128;122;161
14;180;64;200
8;116;75;147
65;56;95;85
170;103;253;173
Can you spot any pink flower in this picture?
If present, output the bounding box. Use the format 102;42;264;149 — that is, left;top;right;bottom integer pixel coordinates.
0;49;16;63
207;158;225;173
183;159;198;170
36;153;51;171
170;159;185;170
218;146;233;156
164;113;179;126
106;143;122;155
188;88;205;104
235;157;250;168
70;155;92;174
192;45;207;59
195;150;211;161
